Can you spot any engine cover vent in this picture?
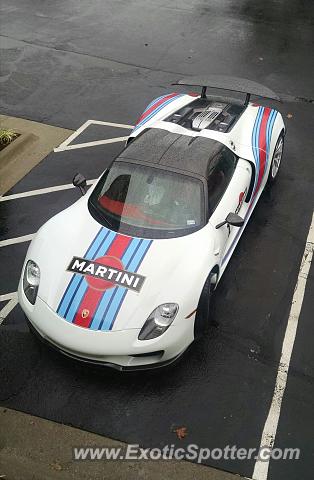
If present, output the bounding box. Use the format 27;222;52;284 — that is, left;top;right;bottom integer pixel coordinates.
192;104;224;131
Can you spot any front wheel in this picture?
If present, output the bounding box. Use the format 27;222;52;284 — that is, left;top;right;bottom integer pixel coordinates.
194;271;218;339
268;133;284;184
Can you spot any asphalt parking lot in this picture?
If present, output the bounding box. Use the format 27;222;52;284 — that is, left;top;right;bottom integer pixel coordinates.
0;1;313;479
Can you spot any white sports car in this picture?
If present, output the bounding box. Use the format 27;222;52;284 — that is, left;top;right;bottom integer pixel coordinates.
19;76;285;370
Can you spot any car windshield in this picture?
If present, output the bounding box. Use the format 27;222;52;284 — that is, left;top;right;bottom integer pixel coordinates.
89;161;204;239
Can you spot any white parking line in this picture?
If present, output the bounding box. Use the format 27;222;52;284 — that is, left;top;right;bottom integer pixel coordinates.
55;136;129;152
0;120;134;321
0;292;17;302
54;120;133;152
0;295;18;325
88;120;134;129
253;212;314;480
0;179;96;202
0;234;34;248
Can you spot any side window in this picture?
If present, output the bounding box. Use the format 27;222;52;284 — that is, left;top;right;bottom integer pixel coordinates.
207;148;237;214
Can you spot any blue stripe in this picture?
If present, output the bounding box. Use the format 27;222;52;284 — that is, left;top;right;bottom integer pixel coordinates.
63;229;114;317
252;107;264;194
143;94;168;112
133;95;169;131
255;108;264;160
265;110;272;157
266;110;274;156
140;94;184;125
89;238;143;331
267;110;277;159
133;94;184;131
64;278;89;322
222;108;277;266
63;230;117;322
93;238;146;331
57;227;106;316
265;110;277;175
269;112;277;155
97;239;152;331
105;239;152;331
62;229;115;319
255;107;264;153
106;239;153;331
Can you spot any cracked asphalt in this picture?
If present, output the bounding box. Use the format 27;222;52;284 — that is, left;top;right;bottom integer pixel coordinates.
0;1;313;478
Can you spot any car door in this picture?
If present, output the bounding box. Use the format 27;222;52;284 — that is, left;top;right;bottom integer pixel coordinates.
207;148;252;264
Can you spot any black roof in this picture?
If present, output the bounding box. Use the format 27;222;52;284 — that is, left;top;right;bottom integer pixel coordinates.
118;128;224;178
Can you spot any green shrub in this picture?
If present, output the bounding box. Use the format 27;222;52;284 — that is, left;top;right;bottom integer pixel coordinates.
0;128;17;145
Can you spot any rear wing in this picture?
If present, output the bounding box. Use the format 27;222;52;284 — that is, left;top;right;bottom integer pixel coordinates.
172;75;281;105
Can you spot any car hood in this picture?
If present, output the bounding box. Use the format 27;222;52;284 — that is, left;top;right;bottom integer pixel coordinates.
25;199;215;331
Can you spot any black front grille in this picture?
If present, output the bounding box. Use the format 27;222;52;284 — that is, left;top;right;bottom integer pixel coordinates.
131;350;164;358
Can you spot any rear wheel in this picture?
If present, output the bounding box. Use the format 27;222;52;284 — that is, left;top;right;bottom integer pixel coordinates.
194;271;218;339
268;133;284;184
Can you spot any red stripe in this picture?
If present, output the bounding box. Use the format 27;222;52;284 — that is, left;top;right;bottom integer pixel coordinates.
255;108;272;194
137;93;179;124
73;235;132;328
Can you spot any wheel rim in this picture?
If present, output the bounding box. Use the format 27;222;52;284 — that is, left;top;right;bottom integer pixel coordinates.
271;137;283;178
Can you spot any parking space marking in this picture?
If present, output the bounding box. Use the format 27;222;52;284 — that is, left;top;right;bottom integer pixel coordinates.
54;120;133;152
0;292;17;302
55;136;129;151
0;234;34;248
0;179;96;202
253;211;314;480
0;295;18;325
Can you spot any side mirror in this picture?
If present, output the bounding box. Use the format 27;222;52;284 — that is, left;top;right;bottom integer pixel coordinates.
216;212;244;229
73;173;87;196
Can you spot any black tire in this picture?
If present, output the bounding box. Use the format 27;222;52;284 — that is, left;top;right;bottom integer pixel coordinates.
268;133;284;185
194;270;217;339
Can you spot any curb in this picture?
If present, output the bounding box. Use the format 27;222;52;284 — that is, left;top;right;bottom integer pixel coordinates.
0;115;73;195
0;407;245;480
0;133;37;193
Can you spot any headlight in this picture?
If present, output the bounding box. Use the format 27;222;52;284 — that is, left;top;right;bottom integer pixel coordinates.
23;260;40;305
138;303;179;340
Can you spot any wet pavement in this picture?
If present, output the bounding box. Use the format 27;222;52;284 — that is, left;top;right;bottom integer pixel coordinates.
0;1;314;478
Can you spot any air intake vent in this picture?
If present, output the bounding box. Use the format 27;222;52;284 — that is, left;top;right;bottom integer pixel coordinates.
192;105;224;130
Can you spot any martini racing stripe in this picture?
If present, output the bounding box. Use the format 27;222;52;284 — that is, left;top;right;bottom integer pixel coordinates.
57;227;111;317
133;93;184;131
72;234;132;328
136;93;178;124
138;94;168;118
255;107;272;194
96;238;153;331
251;106;264;195
222;106;277;265
266;109;277;160
89;237;143;330
63;231;118;322
90;238;143;330
251;106;277;199
256;107;277;193
57;228;116;319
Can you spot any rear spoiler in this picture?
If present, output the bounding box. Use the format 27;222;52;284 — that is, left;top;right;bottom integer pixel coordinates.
172;75;281;106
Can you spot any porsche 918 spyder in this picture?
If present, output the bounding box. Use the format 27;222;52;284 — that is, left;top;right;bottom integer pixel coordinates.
19;75;285;370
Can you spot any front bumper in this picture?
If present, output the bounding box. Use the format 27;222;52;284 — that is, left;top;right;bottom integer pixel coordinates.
26;315;185;371
19;290;194;370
